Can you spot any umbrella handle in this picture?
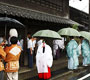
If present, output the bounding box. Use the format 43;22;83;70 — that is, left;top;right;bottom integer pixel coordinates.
5;25;7;38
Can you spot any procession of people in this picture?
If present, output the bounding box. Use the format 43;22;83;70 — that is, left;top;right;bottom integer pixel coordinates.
0;27;90;80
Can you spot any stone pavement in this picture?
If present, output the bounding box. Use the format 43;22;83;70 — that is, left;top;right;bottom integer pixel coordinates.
19;55;84;80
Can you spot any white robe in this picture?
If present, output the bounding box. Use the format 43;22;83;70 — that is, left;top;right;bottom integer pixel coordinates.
36;43;53;73
53;38;65;57
37;40;43;47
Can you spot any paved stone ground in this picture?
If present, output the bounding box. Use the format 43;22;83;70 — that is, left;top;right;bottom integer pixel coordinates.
18;55;84;80
19;56;68;80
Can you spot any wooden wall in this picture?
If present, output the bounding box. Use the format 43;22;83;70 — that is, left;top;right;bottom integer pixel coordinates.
0;0;69;18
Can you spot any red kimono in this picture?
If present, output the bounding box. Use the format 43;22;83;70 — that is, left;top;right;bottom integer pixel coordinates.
38;67;51;79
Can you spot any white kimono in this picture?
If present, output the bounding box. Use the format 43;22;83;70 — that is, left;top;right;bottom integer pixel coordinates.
53;38;65;58
36;43;53;73
37;40;43;47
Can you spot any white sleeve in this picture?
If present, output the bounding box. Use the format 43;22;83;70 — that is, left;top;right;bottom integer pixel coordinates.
58;40;65;49
28;40;32;48
47;47;53;67
36;45;42;67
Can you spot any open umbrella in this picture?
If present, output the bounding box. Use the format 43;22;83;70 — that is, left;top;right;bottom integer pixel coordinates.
0;17;24;37
0;17;24;27
33;30;61;39
58;27;80;36
80;31;90;41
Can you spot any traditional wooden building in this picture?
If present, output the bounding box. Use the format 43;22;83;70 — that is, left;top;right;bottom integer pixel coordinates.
70;7;89;30
0;0;84;67
0;0;84;32
0;0;87;79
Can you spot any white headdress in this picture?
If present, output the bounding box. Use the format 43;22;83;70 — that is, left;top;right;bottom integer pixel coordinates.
9;28;18;37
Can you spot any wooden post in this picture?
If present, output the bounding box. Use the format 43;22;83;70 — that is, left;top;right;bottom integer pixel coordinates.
23;26;27;66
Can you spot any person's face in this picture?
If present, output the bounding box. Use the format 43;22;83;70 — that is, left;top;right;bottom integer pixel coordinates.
27;34;31;38
34;38;37;40
80;38;84;42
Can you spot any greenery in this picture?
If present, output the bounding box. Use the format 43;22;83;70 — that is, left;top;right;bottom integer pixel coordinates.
72;24;79;30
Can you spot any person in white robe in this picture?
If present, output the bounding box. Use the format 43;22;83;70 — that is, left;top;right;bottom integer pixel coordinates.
36;41;53;79
53;37;65;59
